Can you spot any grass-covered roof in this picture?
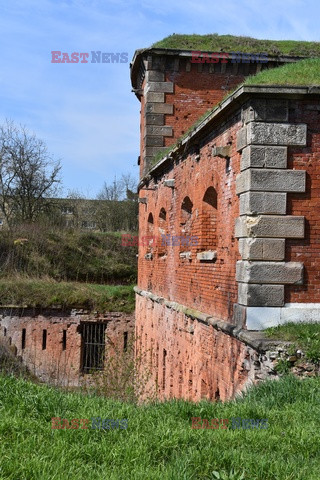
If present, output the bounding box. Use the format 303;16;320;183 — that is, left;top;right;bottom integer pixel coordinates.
152;34;320;57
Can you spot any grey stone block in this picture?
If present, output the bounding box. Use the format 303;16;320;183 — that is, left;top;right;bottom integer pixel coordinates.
238;283;285;306
145;71;165;82
196;250;217;261
146;81;174;93
145;125;173;136
145;136;163;147
145;113;164;126
239;192;287;215
242;99;289;124
236;169;306;194
236;127;247;151
236;261;304;284
241;146;287;171
248;122;307;146
238;238;285;261
164;179;175;188
145;146;168;157
212;146;231;158
235;215;304;239
144;92;165;103
145;103;174;114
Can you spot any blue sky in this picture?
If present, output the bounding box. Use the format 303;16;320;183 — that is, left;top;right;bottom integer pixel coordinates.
0;0;319;197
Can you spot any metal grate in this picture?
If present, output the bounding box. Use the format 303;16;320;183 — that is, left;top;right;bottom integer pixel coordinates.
81;322;106;373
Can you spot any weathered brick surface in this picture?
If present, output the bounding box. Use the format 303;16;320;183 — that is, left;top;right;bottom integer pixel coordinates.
135;295;248;401
134;57;320;401
0;309;134;386
138;117;242;321
286;98;320;303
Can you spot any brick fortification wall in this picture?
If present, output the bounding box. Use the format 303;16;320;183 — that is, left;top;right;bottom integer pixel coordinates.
132;46;320;401
132;49;277;177
0;308;134;386
286;98;320;303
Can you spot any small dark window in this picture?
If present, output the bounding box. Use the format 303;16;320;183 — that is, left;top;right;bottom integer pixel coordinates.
225;156;231;174
42;329;47;350
62;330;67;351
162;349;167;391
81;323;106;373
21;329;26;350
123;331;128;352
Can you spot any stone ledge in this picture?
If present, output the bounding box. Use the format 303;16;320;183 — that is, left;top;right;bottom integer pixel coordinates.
133;286;294;352
196;250;217;261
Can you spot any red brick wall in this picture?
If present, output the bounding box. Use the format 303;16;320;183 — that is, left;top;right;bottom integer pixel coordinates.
0;309;134;386
135;295;248;401
286;98;320;303
164;64;249;145
138;116;242;322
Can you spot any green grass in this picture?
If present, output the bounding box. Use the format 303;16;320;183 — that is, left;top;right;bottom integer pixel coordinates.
152;34;320;57
245;58;320;86
0;279;135;312
148;58;320;172
265;322;320;363
0;374;319;479
0;226;137;284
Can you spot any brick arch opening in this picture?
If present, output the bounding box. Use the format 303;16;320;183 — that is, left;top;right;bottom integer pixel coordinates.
199;187;218;252
146;212;154;255
180;196;193;252
158;208;167;256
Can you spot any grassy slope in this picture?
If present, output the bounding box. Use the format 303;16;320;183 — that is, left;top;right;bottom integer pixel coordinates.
152;34;320;56
0;228;137;284
0;374;319;479
245;58;320;86
0;279;135;312
265;322;320;363
149;59;320;170
0;227;137;310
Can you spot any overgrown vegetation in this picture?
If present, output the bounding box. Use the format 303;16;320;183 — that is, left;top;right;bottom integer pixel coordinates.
84;336;156;403
149;58;320;171
0;223;137;284
0;340;34;380
0;374;319;479
0;279;135;312
245;58;320;86
265;322;320;364
152;33;320;57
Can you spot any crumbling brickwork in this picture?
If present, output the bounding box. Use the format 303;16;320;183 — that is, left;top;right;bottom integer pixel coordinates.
132;46;320;401
0;308;134;386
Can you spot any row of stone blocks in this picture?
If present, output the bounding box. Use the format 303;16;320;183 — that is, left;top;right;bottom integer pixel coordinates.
143;70;174;171
235;106;307;308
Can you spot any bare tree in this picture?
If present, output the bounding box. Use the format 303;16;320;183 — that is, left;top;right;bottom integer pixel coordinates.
97;174;137;201
0;119;61;226
95;174;138;232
